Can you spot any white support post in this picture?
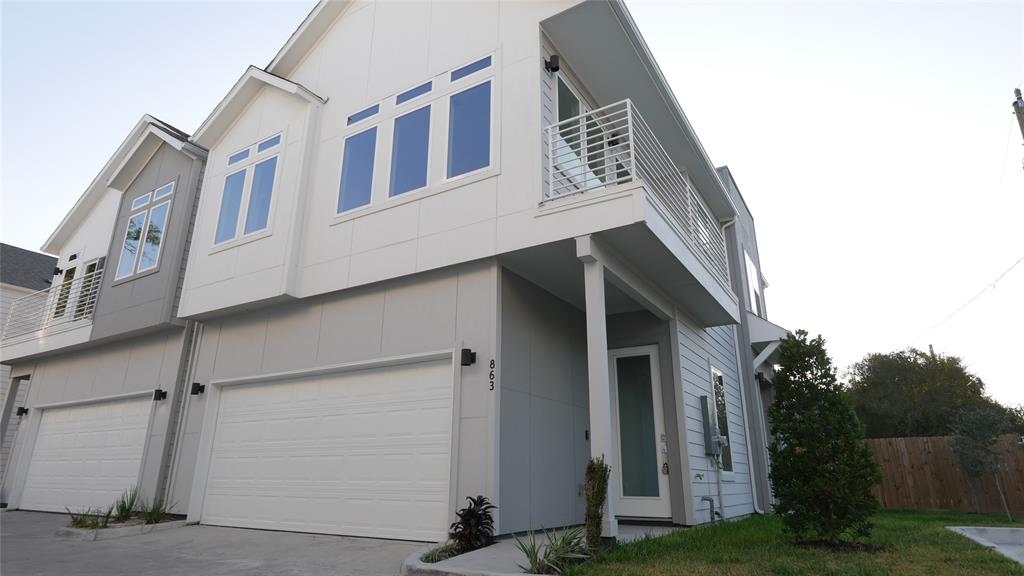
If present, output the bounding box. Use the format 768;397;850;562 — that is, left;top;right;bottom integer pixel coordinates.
582;254;618;539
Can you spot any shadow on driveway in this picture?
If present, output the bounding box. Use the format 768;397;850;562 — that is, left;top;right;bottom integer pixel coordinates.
1;510;425;576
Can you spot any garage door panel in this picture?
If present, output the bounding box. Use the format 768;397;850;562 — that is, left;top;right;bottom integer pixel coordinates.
202;359;453;541
20;397;152;512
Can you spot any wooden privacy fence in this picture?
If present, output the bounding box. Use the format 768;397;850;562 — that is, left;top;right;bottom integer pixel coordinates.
867;434;1024;515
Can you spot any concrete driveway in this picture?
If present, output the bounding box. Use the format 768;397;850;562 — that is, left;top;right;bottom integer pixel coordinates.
0;510;425;576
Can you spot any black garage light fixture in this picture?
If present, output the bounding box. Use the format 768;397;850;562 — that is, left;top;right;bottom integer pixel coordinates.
544;54;560;73
153;389;167;401
461;348;477;366
15;407;28;417
190;382;206;396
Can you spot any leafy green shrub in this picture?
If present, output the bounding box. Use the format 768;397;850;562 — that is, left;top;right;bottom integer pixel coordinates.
768;330;881;544
66;506;112;529
449;495;496;553
584;456;610;551
421;541;460;563
139;498;174;525
113;485;140;522
513;527;589;574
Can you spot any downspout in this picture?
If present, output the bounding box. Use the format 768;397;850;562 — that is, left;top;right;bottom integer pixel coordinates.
721;217;764;516
160;321;204;506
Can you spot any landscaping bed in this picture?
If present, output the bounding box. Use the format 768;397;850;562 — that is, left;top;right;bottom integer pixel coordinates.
565;511;1024;576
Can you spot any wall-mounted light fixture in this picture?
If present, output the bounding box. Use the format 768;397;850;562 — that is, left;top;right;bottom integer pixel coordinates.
15;407;28;417
460;348;477;366
190;382;206;396
544;54;560;73
153;389;167;401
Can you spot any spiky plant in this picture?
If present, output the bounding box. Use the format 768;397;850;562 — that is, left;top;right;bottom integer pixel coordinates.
448;495;496;553
113;485;140;522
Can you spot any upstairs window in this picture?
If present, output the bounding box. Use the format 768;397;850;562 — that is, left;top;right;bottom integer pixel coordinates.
338;127;377;213
745;252;763;317
447;81;491;178
390;106;431;197
115;181;174;280
215;134;281;245
711;368;733;472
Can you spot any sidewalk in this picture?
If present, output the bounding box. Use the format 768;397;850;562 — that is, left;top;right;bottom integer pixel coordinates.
402;524;680;576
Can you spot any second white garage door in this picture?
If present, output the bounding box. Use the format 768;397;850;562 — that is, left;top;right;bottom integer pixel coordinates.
20;396;153;512
201;359;454;541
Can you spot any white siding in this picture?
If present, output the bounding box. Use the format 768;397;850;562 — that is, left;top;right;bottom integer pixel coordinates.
0;283;34;495
678;318;754;523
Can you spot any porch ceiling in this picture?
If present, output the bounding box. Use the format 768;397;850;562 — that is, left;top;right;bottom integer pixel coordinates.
541;1;737;222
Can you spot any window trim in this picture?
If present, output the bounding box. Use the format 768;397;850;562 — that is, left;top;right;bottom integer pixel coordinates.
211;133;284;249
135;198;172;274
387;103;432;200
131;192;151;210
153;181;174;200
336;124;380;216
710;366;735;478
114;209;150;281
442;78;494;183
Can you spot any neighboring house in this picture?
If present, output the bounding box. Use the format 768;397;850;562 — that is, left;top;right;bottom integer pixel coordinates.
0;244;57;502
2;0;790;543
1;116;207;512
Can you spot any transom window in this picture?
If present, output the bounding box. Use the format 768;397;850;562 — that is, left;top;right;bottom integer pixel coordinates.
745;252;764;317
711;368;733;472
115;181;174;280
336;54;494;214
215;134;281;245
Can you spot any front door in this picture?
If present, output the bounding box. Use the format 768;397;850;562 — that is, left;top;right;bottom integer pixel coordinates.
609;346;672;519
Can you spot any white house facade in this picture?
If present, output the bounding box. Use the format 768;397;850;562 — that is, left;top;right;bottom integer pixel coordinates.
1;0;788;543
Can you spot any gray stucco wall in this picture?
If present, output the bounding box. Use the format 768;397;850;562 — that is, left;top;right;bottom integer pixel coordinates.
169;260;498;516
498;269;589;534
92;143;204;341
4;328;188;507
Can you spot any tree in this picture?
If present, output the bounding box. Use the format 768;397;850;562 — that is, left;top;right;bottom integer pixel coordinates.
769;331;882;544
845;349;1019;438
949;408;1014;521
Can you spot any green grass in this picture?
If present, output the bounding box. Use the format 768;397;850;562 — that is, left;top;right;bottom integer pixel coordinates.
565;511;1023;576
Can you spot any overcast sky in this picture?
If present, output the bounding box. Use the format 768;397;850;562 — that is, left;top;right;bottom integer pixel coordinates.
2;1;1021;405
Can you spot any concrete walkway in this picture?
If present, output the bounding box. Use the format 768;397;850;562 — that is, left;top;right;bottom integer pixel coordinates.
402;525;680;576
1;510;422;576
948;526;1024;565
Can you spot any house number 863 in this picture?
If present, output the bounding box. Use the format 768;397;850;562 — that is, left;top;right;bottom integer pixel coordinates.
489;359;496;391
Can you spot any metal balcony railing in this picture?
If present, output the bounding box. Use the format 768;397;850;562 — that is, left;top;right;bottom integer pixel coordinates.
543;99;730;290
2;268;104;340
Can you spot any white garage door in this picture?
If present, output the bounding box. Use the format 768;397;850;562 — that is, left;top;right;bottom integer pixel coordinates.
201;359;454;541
20;396;153;512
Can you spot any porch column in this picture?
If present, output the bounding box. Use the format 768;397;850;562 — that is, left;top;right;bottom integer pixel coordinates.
582;255;619;539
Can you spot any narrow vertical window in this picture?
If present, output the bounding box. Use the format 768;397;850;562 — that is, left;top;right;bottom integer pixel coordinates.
215;170;246;244
53;266;77;318
390;106;430;196
712;370;733;472
338;127;377;213
447;81;491;178
138;201;170;272
116;212;147;279
244;156;277;234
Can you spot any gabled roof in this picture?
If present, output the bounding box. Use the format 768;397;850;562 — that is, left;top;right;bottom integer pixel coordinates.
1;243;57;291
191;66;326;149
267;0;352;77
41;115;193;254
108;122;207;191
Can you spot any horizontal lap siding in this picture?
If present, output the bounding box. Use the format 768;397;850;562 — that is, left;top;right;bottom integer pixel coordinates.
678;317;754;523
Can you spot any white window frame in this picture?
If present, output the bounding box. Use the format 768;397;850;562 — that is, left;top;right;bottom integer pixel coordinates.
710;366;735;478
114;181;175;281
335;123;381;216
745;251;763;317
441;76;495;184
213;133;283;248
331;52;499;225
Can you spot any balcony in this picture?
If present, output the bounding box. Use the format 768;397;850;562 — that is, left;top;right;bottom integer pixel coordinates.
544;99;731;295
1;268;103;356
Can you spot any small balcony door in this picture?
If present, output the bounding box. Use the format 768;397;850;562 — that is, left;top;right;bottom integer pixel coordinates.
609;345;672;519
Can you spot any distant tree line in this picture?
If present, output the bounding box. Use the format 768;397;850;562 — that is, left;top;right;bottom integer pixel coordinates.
843;348;1024;439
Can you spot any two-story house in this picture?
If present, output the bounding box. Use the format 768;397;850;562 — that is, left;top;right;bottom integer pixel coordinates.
2;0;789;544
1;116;206;512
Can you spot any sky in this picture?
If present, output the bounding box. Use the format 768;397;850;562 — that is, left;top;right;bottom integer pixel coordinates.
1;0;1022;406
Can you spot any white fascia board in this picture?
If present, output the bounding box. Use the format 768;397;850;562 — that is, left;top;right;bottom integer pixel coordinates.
192;66;326;149
106;125;194;191
41;115;163;254
266;0;352;77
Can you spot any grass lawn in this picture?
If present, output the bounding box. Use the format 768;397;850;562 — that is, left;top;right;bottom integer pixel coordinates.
566;511;1023;576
